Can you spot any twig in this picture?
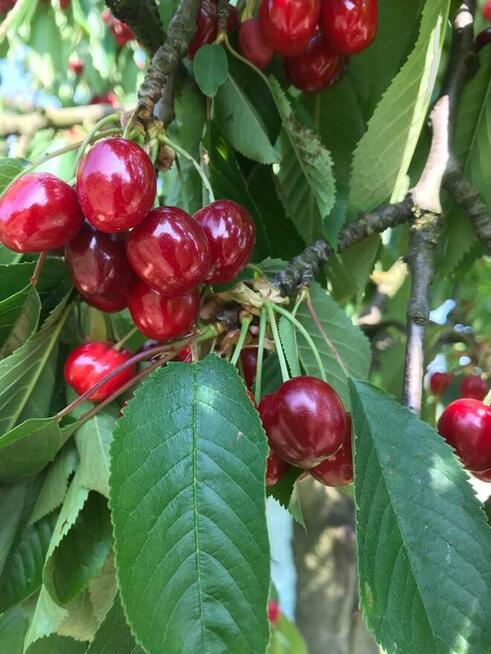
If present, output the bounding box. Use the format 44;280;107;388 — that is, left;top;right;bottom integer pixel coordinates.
104;0;165;54
0;104;117;137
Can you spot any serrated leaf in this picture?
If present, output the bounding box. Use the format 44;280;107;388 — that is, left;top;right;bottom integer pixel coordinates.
193;44;228;97
27;635;86;654
0;607;28;654
0;482;29;576
75;411;115;498
87;555;117;625
348;0;451;214
215;75;278;164
295;283;371;408
267;467;302;515
278;317;301;377
0;259;69;312
0;287;41;358
351;379;491;654
85;597;145;654
110;355;270;654
29;446;78;526
270;79;336;244
0;157;29;194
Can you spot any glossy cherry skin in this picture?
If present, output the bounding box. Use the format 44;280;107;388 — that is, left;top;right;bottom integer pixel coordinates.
76;137;156;233
65;222;134;313
127;280;200;341
310;414;353;486
259;0;320;56
320;0;377;55
0;172;84;253
438;399;491;472
188;0;239;58
266;450;289;486
483;0;491;22
126;206;211;296
64;341;135;402
240;347;258;388
429;372;453;396
283;31;346;93
238;19;274;69
460;375;488;401
194;200;255;284
259;376;347;468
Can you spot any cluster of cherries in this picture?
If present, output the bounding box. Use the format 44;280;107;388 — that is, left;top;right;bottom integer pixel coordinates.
429;371;491;483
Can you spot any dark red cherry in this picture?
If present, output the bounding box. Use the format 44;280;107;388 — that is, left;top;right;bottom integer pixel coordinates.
64;341;135;401
267;600;280;624
238;19;274;69
0;172;84;253
89;92;118;107
460;375;488;401
188;0;238;58
310;414;353;486
472;468;491;482
240;347;258;388
194;200;255;284
0;0;16;13
76;137;156;233
438;398;491;472
266;450;289;486
126;206;211;296
483;0;491;22
283;31;346;93
102;9;134;46
69;58;84;75
259;0;320;56
65;222;134;313
127;280;200;341
259;376;347;468
320;0;377;55
429;371;453;396
174;345;193;362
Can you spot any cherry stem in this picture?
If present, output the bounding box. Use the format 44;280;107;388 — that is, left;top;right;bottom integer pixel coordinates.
254;307;268;404
483;388;491;407
75;113;121;172
159;134;215;202
230;315;252;367
267;304;290;383
30;251;48;286
270;301;327;383
114;326;138;351
304;294;350;378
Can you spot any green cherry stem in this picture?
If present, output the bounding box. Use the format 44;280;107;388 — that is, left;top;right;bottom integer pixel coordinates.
159;134;215;202
224;35;270;86
114;326;139;352
255;307;268;404
267;303;290;383
230;315;252;367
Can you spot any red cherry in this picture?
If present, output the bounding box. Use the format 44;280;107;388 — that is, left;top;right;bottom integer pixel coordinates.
437;399;491;472
283;31;346;93
238;19;274;69
188;0;238;58
65;222;134;313
64;341;135;401
0;172;84;253
460;375;488;401
60;0;70;9
320;0;377;55
472;468;491;482
89;93;118;107
310;414;353;486
69;58;84;75
267;600;281;624
259;0;320;56
0;0;16;13
127;280;200;341
483;0;491;22
266;450;289;486
259;376;347;468
174;345;193;362
194;200;255;284
240;347;258;388
429;371;453;396
76;137;156;233
126;206;211;296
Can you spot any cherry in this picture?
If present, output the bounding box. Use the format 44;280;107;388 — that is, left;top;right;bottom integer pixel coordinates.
194;200;255;284
267;600;280;624
64;341;135;401
437;399;491;472
429;371;453;396
89;93;118;107
188;0;239;58
69;58;84;75
259;376;347;468
310;414;353;486
127;280;200;341
76;137;156;233
259;0;320;56
238;19;274;69
102;9;134;46
240;347;258;388
460;375;488;401
174;345;193;362
266;450;289;486
483;0;491;22
0;0;16;13
126;206;211;296
65;222;134;313
320;0;377;55
0;172;84;253
283;31;346;93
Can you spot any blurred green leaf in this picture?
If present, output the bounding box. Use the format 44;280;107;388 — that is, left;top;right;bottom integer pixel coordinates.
193;44;228;97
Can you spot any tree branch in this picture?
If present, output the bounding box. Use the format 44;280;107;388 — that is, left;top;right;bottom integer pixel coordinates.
0;104;116;137
104;0;164;54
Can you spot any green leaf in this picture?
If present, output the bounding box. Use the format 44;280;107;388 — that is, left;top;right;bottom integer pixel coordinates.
278;317;301;377
348;0;451;214
75;411;116;498
0;482;29;576
267;614;308;654
27;635;86;654
0;260;68;310
193;44;228;97
110;355;270;654
155;0;179;30
351;379;491;654
270;79;336;245
0;607;28;654
0;157;29;194
85;597;145;654
215;75;278;164
0;287;41;359
267;467;302;519
0;295;71;436
295;283;371;408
